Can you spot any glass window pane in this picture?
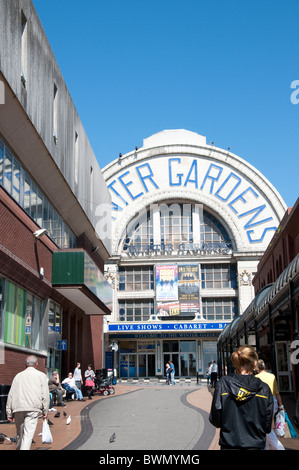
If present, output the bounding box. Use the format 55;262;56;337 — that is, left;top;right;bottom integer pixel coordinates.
32;297;42;350
24;173;31;215
0;140;3;185
12;159;21;203
30;183;37;220
55;306;61;333
25;293;33;348
43;198;49;231
4;148;12;194
37;190;43;227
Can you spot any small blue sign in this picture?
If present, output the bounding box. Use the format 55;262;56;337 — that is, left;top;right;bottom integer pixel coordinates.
57;340;67;350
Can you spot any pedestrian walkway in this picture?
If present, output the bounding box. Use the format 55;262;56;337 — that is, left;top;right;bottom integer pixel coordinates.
0;384;137;450
73;384;215;450
0;380;298;451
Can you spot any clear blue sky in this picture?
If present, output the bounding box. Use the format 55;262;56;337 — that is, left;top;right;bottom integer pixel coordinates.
33;0;299;208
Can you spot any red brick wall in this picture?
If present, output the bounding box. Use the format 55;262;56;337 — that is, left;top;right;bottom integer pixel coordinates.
0;349;47;385
253;199;299;293
0;187;106;385
0;188;55;285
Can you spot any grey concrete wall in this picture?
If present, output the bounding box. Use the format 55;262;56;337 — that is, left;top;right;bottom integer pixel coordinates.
0;0;111;254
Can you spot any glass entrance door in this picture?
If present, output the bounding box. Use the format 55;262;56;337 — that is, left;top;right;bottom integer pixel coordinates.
139;354;155;377
180;341;196;376
276;341;292;392
180;352;196;376
119;354;137;378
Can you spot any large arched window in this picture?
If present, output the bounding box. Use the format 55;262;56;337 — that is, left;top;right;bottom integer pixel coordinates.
122;203;231;255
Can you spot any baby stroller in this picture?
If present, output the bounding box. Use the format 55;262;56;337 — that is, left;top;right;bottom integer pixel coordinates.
94;371;115;396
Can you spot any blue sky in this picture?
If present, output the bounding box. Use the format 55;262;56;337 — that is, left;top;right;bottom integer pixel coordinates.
33;0;299;208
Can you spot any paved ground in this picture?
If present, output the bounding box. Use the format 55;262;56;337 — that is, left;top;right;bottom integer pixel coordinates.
73;386;214;450
0;380;298;452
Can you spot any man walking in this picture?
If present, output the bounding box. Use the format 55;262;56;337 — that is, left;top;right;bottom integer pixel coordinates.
209;360;218;388
169;360;176;385
6;355;49;450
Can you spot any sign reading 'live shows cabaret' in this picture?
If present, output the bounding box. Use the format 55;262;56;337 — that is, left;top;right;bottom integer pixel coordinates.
108;321;229;332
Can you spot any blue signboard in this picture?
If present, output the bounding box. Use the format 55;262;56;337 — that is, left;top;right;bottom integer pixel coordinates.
57;340;67;350
108;322;228;332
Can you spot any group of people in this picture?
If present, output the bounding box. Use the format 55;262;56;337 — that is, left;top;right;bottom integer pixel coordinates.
165;361;176;385
5;347;288;451
209;345;285;450
48;363;96;406
5;356;97;450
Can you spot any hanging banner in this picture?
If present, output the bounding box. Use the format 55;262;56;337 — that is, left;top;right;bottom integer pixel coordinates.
155;265;178;301
156;263;200;317
178;264;200;315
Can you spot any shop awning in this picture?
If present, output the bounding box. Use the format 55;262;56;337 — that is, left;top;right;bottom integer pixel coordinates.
52;250;112;315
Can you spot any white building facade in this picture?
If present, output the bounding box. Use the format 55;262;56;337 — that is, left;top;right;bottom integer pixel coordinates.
102;130;287;379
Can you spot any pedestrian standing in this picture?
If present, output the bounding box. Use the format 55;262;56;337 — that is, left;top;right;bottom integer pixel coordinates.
209;360;218;388
206;362;211;386
6;355;50;450
165;363;170;385
255;359;285;450
74;362;83;390
84;364;95;399
169;360;176;385
209;345;273;450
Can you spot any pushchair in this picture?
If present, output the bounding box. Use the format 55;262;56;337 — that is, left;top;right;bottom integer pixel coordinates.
94;370;115;396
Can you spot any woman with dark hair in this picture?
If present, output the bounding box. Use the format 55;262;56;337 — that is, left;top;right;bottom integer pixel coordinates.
209;345;273;450
84;364;95;400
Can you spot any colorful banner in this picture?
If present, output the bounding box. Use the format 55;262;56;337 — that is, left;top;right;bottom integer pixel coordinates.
178;264;200;315
155;265;178;301
156;263;200;317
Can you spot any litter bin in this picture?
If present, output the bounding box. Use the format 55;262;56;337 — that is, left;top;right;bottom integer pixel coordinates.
0;384;10;423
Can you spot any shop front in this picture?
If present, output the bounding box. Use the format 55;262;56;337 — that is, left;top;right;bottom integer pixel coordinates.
107;325;224;379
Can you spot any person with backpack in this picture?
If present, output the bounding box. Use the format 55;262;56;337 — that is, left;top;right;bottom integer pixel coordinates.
209;345;273;450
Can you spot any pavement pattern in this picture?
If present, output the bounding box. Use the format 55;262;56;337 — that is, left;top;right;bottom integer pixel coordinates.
0;381;298;451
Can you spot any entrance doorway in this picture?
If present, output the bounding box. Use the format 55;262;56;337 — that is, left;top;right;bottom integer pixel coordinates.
139;354;155;377
163;353;179;378
119;353;156;378
163;340;197;377
180;341;196;376
119;354;137;378
276;341;293;392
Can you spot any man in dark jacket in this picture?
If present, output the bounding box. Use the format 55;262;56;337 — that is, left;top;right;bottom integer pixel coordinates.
209;373;273;449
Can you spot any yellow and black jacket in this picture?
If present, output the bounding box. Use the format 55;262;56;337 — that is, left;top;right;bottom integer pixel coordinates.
209;374;273;449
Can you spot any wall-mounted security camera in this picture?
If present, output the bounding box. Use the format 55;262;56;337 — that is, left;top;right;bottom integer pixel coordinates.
33;228;47;239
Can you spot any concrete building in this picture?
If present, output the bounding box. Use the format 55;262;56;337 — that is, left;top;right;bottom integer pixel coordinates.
102;129;287;380
0;0;112;386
